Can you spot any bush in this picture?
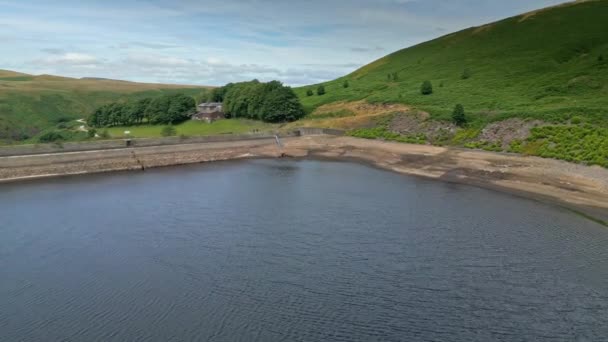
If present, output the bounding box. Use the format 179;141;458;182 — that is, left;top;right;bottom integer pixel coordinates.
599;54;605;62
161;125;177;137
452;104;467;126
343;80;349;88
38;131;65;143
87;128;97;138
571;116;583;125
306;89;314;96
420;81;433;95
523;125;608;167
317;85;326;96
461;68;472;80
99;129;110;139
348;127;427;144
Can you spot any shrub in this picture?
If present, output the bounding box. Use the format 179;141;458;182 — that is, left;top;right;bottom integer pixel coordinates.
317;85;326;96
99;129;110;139
392;72;398;81
571;116;583;125
420;81;433;95
452;104;467;126
599;54;605;62
87;128;97;138
306;89;314;96
38;131;65;143
461;68;472;79
343;80;349;88
161;125;177;137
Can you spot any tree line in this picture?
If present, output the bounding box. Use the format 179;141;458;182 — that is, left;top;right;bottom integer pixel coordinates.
87;94;196;127
205;80;305;122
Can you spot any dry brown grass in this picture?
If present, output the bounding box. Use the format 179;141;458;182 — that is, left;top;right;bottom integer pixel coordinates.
283;101;411;130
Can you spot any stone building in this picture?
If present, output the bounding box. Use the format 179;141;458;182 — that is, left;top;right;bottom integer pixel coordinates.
192;102;225;123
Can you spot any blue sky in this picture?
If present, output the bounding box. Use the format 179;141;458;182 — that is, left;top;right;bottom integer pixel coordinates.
0;0;567;86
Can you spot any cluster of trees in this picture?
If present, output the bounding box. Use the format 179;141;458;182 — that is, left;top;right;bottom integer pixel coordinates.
87;94;196;127
208;80;305;122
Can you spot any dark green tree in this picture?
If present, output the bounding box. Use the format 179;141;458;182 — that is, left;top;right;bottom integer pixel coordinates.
343;80;349;88
461;68;472;80
87;128;97;138
452;104;467;126
420;81;433;95
306;89;314;96
317;85;326;96
599;54;605;62
392;72;398;81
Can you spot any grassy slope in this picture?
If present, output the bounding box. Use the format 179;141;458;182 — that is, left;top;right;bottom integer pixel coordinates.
296;0;608;124
106;119;275;138
0;70;206;141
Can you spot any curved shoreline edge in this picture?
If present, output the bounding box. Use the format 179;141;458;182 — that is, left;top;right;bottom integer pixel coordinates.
1;135;607;225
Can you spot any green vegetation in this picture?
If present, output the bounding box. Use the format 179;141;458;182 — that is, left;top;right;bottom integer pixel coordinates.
0;70;204;143
461;68;472;80
343;80;349;89
317;85;326;96
306;89;314;96
161;125;177;137
295;1;608;123
348;127;427;144
420;81;433;95
210;80;305;123
452;104;467;126
106;119;274;138
88;94;195;127
518;125;608;167
291;1;608;168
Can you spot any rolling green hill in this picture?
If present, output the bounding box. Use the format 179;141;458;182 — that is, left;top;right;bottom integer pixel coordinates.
0;70;206;142
295;0;608;166
297;0;608;121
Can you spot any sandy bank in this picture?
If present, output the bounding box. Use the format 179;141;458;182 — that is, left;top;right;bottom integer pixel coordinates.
1;135;607;222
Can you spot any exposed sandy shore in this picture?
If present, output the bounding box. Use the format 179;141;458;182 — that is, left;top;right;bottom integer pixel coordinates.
1;135;607;223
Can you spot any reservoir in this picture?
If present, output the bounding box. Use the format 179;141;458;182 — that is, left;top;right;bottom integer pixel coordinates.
1;159;607;341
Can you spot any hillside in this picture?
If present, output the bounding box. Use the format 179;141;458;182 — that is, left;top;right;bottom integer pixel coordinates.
294;0;608;166
0;70;206;142
297;0;607;119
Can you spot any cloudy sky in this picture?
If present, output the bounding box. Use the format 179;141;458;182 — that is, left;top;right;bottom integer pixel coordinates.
0;0;567;86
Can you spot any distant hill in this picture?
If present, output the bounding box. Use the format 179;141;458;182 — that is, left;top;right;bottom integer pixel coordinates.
0;70;206;142
297;0;608;123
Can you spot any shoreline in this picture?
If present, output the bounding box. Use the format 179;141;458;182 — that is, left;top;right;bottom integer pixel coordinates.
2;135;607;224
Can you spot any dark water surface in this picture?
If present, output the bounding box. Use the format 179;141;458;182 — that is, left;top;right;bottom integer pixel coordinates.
1;159;607;341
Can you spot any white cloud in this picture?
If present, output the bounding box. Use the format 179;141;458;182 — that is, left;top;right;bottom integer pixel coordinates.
37;53;100;66
3;0;570;85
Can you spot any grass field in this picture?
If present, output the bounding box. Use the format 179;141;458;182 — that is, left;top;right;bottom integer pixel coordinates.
105;119;276;138
295;0;608;125
0;70;207;142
